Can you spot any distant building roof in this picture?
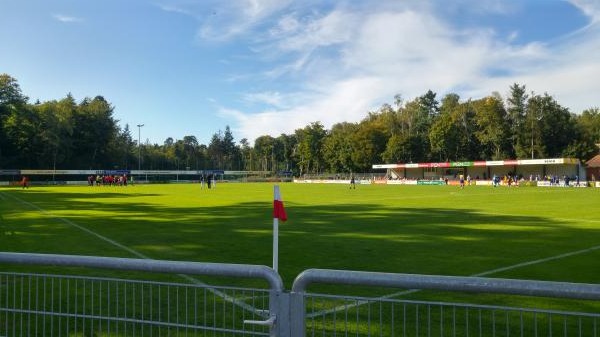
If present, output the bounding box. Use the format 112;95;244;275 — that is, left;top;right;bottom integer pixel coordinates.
586;154;600;168
373;158;580;169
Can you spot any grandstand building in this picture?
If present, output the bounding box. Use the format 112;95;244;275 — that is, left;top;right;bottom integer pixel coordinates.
372;158;586;185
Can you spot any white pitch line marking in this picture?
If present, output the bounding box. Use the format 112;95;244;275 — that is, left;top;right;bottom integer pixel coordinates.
472;244;600;277
4;192;266;317
308;244;600;318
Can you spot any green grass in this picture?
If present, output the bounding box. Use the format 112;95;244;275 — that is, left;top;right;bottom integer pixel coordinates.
1;183;600;336
1;182;600;289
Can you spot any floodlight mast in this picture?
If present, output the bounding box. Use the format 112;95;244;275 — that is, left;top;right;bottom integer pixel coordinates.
137;124;144;175
531;104;543;159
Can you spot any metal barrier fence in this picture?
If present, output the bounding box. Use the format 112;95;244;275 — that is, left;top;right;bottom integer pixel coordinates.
301;294;599;337
0;253;283;337
1;253;600;337
1;273;273;337
290;269;600;337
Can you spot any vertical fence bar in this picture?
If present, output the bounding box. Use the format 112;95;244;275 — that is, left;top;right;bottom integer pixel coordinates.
18;274;22;337
404;303;407;337
27;275;32;337
438;305;442;337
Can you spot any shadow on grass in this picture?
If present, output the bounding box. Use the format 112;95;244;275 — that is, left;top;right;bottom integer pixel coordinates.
2;187;599;332
0;187;598;287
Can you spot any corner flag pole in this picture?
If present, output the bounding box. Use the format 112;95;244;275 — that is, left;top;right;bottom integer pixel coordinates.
273;185;287;272
273;212;279;272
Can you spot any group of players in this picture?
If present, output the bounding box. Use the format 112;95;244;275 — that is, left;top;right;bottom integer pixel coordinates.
87;174;130;186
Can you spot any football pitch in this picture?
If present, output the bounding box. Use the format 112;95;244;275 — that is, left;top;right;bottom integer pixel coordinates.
1;182;599;289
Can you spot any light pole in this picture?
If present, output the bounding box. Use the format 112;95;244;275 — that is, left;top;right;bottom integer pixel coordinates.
137;124;144;173
531;113;535;159
531;104;543;159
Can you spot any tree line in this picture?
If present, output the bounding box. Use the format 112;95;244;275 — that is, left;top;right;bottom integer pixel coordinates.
1;74;599;175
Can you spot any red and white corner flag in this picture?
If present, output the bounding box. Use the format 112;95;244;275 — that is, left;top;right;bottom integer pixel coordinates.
272;185;286;272
273;185;287;222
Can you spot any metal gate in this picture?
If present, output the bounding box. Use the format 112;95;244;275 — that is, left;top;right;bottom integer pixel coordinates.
2;253;600;337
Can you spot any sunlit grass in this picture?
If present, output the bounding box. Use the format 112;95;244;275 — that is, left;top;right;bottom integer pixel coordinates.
1;183;599;288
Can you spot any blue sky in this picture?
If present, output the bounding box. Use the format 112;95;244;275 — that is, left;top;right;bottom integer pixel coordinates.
1;0;599;146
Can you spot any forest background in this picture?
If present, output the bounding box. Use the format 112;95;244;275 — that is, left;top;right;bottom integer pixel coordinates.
1;73;599;175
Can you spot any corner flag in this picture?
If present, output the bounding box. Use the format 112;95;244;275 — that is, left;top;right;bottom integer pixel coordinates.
272;185;286;272
273;185;287;221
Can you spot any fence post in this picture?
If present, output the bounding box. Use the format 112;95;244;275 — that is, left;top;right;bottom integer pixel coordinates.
273;292;291;337
289;291;305;337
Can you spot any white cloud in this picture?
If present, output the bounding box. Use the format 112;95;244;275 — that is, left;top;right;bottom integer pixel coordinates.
156;0;294;41
275;10;355;52
243;0;291;19
212;0;600;142
441;0;517;15
231;77;388;143
269;14;301;36
197;0;292;41
53;14;83;23
504;22;600;111
569;0;600;23
242;91;287;108
156;4;197;18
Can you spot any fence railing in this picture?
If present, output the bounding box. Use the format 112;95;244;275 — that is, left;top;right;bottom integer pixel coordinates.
0;252;283;337
2;252;600;337
290;268;600;337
